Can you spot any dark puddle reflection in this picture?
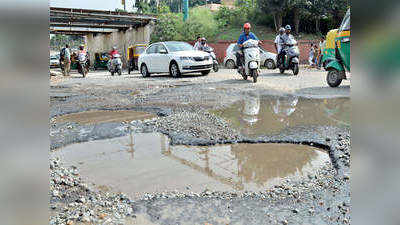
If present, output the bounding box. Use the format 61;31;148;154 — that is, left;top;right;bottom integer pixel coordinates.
211;95;350;137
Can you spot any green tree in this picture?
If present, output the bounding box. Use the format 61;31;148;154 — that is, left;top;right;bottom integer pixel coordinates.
258;0;288;32
287;0;308;34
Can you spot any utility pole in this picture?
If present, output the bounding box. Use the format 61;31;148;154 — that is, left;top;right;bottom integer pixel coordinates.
183;0;189;21
122;0;126;11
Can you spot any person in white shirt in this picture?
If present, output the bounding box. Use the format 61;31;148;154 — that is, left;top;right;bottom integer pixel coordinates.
193;36;201;50
274;27;285;67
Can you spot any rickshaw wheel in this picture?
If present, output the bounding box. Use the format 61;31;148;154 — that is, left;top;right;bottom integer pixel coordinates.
327;70;343;87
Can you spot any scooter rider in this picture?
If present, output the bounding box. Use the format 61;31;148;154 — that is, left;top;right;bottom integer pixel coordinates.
236;23;261;71
195;37;208;51
109;46;119;59
280;25;297;67
275;27;285;67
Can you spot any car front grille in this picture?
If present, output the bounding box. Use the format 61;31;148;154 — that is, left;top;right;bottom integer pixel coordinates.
193;56;210;61
184;64;212;70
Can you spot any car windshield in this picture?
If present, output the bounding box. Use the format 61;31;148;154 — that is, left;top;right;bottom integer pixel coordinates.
50;56;58;60
165;42;193;52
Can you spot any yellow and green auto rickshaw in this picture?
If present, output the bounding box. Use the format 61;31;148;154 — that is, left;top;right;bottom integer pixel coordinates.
127;44;148;74
93;52;110;70
322;29;338;69
325;9;350;87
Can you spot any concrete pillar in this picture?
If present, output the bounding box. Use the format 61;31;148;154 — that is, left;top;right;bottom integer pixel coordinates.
85;23;154;69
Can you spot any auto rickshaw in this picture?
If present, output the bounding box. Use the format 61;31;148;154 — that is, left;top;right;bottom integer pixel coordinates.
321;29;338;69
127;44;147;74
93;52;110;70
325;9;350;87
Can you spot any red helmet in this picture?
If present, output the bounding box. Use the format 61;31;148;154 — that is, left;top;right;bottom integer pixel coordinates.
243;23;251;29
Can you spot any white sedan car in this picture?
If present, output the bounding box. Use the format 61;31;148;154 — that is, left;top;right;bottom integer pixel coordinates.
138;41;213;78
223;43;277;69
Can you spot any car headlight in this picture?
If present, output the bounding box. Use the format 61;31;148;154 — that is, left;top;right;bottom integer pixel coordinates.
180;56;193;61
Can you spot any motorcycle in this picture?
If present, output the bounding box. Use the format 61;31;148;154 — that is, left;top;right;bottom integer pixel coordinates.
77;53;88;78
108;53;122;76
202;46;219;72
237;39;260;83
279;38;300;75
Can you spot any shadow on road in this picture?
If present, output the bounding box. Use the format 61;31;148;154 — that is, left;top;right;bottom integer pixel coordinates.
260;72;295;77
296;85;350;97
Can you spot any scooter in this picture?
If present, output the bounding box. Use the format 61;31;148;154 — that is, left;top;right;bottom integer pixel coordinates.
279;38;300;75
202;46;219;72
108;54;122;76
238;39;260;83
77;53;88;78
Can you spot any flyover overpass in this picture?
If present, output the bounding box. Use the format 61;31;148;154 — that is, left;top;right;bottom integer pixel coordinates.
50;7;157;67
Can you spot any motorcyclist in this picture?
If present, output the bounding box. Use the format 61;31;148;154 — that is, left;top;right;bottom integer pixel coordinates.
274;27;285;67
195;37;208;51
280;25;297;67
78;45;87;59
109;46;120;59
236;23;261;71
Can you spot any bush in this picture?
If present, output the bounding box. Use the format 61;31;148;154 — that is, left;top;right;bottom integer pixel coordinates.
151;8;219;42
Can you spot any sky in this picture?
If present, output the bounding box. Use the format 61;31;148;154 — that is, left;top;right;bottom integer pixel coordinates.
49;0;135;11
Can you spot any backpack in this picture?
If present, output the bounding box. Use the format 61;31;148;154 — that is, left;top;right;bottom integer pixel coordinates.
60;48;66;60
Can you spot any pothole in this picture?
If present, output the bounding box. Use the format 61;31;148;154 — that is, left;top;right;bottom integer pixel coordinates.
54;110;156;125
211;96;350;137
52;133;330;200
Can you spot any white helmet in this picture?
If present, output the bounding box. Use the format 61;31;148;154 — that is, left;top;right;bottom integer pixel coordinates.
285;25;291;30
279;27;285;32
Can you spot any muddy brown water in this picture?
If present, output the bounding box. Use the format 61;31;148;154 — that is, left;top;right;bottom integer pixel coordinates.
55;110;155;125
52;133;330;199
211;96;350;137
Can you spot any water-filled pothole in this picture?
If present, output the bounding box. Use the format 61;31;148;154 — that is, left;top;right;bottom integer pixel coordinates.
55;110;155;125
211;96;350;137
52;133;330;199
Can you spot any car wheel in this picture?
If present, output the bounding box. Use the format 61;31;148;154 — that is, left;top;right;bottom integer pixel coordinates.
201;70;211;76
279;68;285;74
264;59;276;69
170;62;181;78
141;64;150;77
225;59;236;69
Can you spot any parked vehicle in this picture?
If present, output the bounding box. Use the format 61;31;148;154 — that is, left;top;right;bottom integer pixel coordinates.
138;41;213;78
279;37;300;75
76;52;88;77
237;39;260;83
108;53;122;76
93;52;109;70
224;43;276;69
202;46;219;72
50;55;60;68
325;9;350;87
127;44;147;74
321;29;338;69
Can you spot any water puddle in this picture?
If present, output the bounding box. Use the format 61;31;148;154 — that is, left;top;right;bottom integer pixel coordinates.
52;133;329;199
211;96;350;137
55;110;155;125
